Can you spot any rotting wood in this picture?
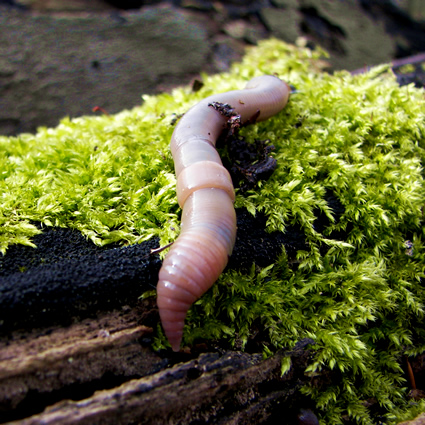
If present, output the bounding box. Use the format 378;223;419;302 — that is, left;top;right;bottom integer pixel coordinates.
0;311;316;425
0;304;166;423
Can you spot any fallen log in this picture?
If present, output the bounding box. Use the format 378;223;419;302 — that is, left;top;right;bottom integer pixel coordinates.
0;307;317;424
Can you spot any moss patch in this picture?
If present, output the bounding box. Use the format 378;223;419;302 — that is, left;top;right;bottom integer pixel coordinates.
1;39;425;423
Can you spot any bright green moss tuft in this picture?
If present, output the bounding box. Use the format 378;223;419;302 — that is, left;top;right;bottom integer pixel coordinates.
1;39;425;423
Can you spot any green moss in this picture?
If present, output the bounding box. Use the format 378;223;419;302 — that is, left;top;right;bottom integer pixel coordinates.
1;39;425;423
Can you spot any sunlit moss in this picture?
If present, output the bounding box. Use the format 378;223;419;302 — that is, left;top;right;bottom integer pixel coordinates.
1;39;425;424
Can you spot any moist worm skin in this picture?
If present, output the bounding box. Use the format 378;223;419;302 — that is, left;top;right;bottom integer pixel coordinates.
157;75;290;351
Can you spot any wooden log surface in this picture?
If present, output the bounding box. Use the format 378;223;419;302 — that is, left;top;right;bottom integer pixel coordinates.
0;304;317;425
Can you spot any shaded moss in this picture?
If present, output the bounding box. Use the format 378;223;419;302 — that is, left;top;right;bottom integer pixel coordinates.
1;39;425;423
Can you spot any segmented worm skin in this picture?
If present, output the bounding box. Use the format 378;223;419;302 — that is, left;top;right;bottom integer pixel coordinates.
157;75;291;351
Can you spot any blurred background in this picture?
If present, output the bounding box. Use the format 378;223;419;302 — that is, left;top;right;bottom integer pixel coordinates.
0;0;424;136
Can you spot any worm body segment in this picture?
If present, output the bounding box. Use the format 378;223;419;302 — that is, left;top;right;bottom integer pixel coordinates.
157;75;290;351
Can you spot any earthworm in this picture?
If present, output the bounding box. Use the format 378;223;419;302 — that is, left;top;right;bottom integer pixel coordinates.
157;75;291;351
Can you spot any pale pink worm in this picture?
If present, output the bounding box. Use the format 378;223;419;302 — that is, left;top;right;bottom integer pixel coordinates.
157;75;291;351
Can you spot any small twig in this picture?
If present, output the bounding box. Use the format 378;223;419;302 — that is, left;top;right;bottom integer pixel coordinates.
406;356;417;390
150;242;173;256
141;242;174;260
92;106;110;116
350;52;425;75
390;52;425;69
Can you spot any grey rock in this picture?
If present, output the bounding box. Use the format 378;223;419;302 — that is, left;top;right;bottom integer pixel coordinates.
271;0;298;7
395;0;425;22
0;4;209;135
260;6;301;44
299;0;396;70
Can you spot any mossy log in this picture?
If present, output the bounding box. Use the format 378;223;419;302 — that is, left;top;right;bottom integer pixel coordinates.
1;39;425;424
